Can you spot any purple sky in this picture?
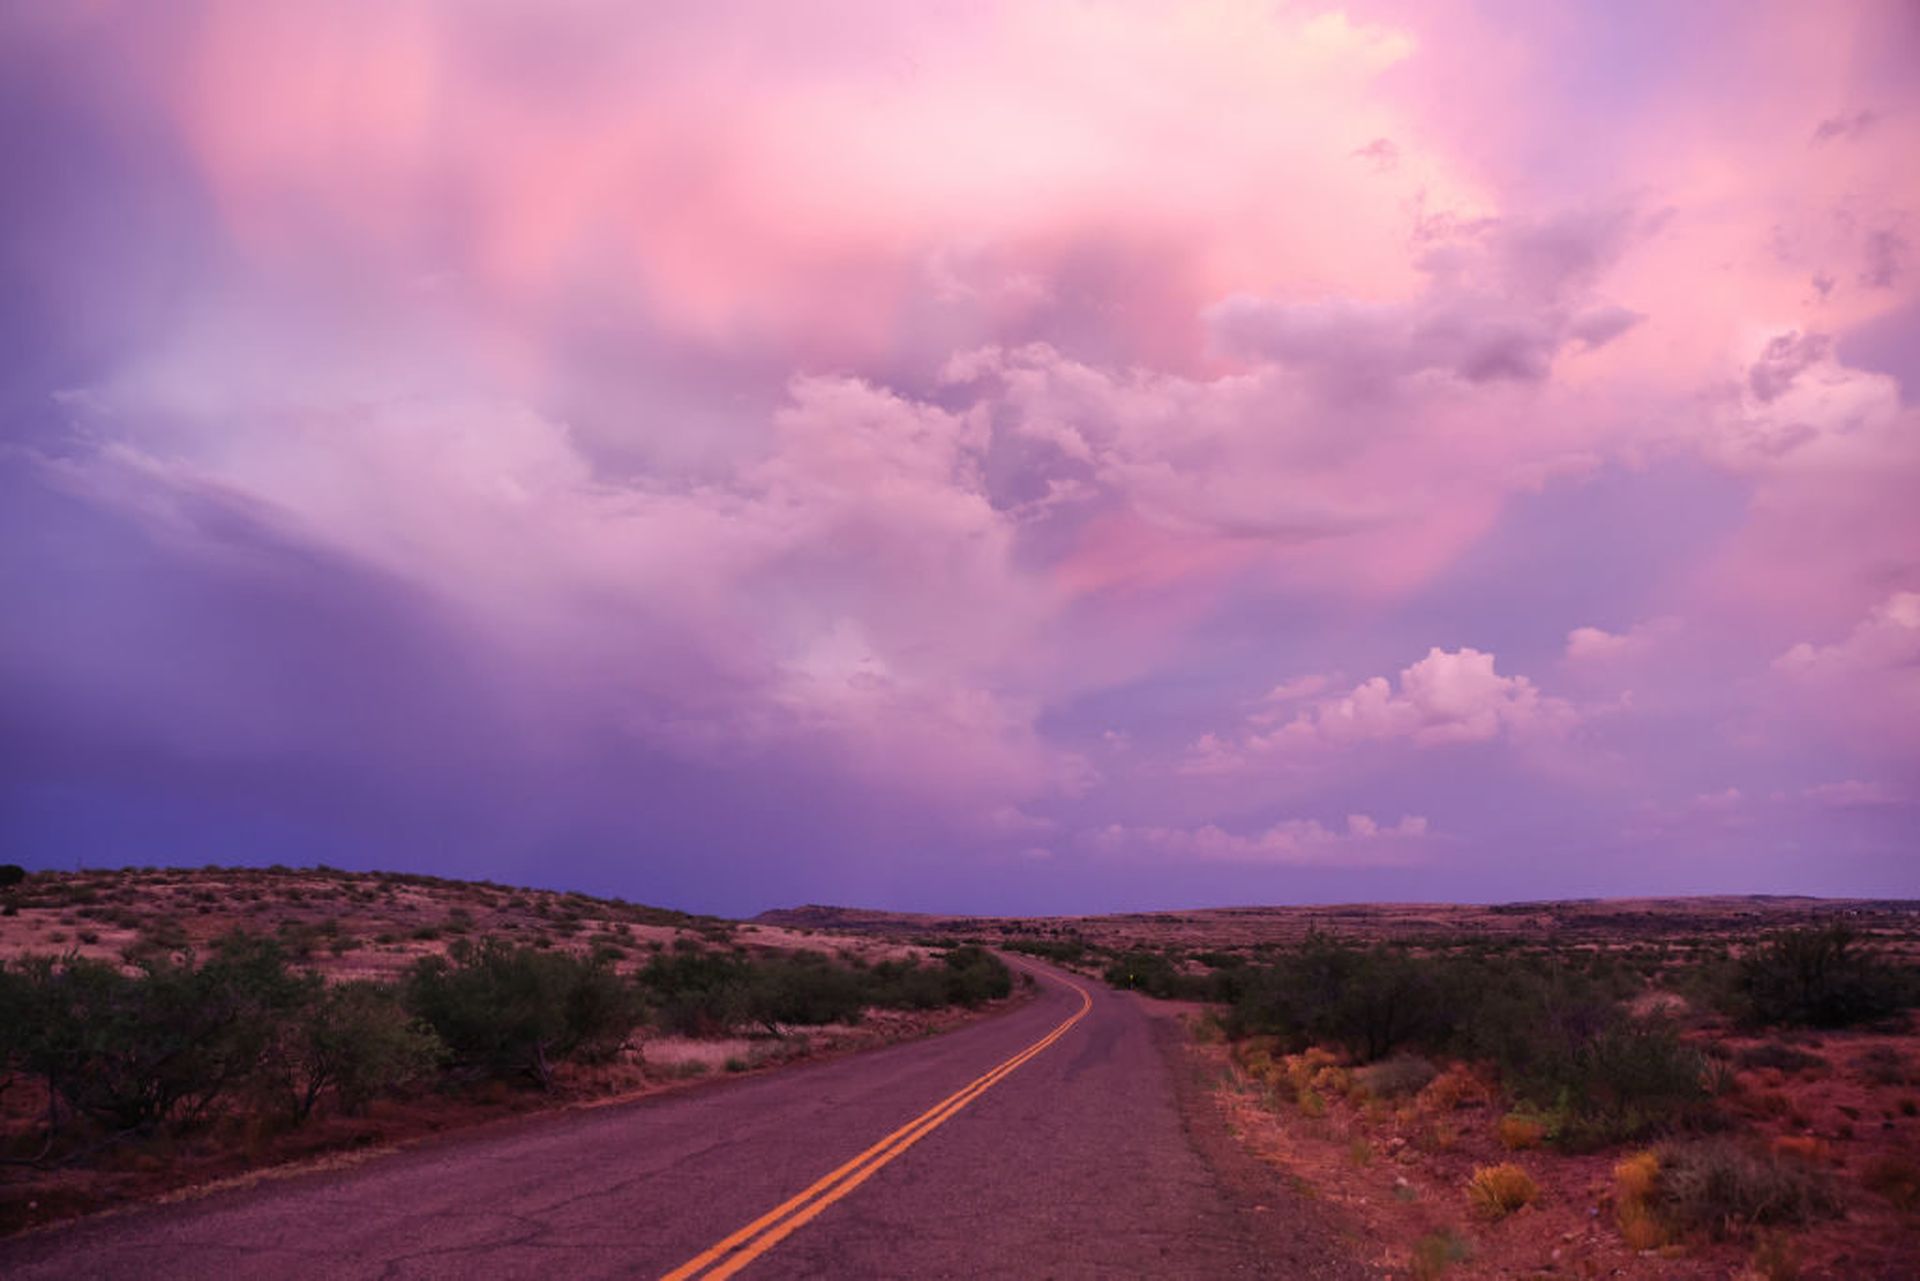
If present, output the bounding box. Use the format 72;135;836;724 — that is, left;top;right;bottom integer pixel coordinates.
3;2;1917;914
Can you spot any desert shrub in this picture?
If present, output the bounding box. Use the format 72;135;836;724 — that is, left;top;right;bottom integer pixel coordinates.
122;918;192;966
1735;1042;1827;1074
1748;1232;1803;1281
1862;1153;1920;1211
937;945;1013;1006
0;962;29;1084
744;954;869;1029
1229;939;1453;1061
639;948;755;1036
1614;1150;1666;1249
405;938;639;1088
1104;950;1191;999
1851;1044;1915;1087
1467;1163;1538;1217
1356;1054;1438;1099
286;981;442;1119
1419;1063;1488;1113
10;934;315;1133
0;864;25;888
1005;938;1087;966
862;957;954;1012
1512;1017;1714;1149
1731;927;1910;1029
1410;1228;1473;1279
1449;961;1617;1079
1651;1140;1839;1240
1497;1112;1547;1150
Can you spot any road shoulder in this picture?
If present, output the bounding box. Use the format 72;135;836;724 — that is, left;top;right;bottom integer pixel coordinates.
1147;1001;1374;1280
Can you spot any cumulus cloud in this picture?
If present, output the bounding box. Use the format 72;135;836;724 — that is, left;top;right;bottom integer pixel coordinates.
1087;814;1429;865
1185;647;1577;772
1564;618;1678;663
1775;591;1920;680
1772;592;1920;749
6;0;1920;902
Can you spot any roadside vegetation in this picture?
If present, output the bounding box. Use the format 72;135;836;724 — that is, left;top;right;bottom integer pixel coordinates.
1104;924;1920;1277
0;866;1015;1234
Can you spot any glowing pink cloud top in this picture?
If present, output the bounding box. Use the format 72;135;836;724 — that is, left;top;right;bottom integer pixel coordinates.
3;1;1916;911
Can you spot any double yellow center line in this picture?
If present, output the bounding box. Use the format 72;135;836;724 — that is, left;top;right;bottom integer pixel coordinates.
660;967;1092;1280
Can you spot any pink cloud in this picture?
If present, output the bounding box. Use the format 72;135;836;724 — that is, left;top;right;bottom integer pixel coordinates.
1772;592;1920;750
1185;647;1578;773
1802;779;1905;808
8;0;1920;900
1087;813;1430;866
1564;617;1679;663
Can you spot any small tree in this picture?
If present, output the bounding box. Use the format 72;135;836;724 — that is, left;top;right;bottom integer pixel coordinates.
1735;927;1908;1028
638;948;754;1037
287;981;442;1120
14;934;315;1134
405;938;639;1088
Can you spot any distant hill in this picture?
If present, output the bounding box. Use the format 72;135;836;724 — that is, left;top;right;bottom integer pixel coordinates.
757;895;1920;951
0;866;919;982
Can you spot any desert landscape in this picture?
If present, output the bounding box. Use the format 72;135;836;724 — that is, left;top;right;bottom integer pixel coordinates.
5;868;1917;1277
5;3;1918;1277
771;895;1920;1278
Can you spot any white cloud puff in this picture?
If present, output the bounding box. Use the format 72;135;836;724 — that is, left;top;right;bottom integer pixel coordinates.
1773;592;1920;749
1187;647;1578;772
1088;813;1429;865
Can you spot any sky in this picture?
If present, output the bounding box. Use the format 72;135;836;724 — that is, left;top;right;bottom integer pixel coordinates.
2;1;1917;915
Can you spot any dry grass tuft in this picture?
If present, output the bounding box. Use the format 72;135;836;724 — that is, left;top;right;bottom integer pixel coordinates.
1496;1112;1546;1150
1614;1150;1668;1249
1418;1063;1486;1113
1466;1162;1539;1218
1655;1140;1839;1241
1354;1053;1437;1100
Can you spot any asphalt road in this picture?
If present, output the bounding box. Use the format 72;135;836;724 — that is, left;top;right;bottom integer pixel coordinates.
0;959;1362;1279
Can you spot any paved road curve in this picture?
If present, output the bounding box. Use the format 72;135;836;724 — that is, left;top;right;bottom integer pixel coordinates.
0;960;1361;1279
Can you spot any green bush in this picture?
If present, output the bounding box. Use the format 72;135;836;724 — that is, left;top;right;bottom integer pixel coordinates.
1518;1018;1714;1149
745;955;869;1029
1005;938;1087;966
1104;950;1188;998
1227;939;1716;1146
638;948;755;1037
1731;927;1910;1029
10;934;314;1133
938;946;1013;1006
405;938;640;1088
1229;939;1453;1061
642;946;1011;1035
286;981;443;1119
0;864;25;888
